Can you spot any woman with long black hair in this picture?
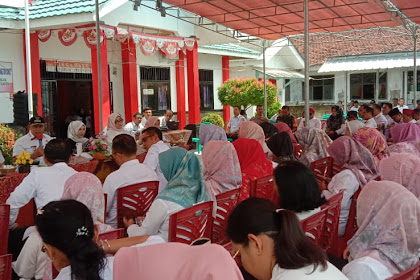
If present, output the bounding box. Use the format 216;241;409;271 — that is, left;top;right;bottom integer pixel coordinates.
326;105;346;140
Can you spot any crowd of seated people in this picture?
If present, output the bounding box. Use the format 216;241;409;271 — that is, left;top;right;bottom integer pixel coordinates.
2;101;420;280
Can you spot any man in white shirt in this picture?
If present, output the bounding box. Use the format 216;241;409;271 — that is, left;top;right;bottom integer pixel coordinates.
349;100;360;112
270;109;281;122
392;98;398;108
140;107;152;127
124;112;143;138
141;127;169;192
13;116;52;164
402;109;416;123
103;134;158;228
227;106;245;139
360;105;377;128
7;139;76;227
396;98;408;113
159;109;173;128
373;104;387;134
297;107;321;130
389;108;403;125
382;103;394;138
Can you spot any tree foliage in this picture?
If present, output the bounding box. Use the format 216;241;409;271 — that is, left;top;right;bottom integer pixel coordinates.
218;78;277;110
201;113;224;128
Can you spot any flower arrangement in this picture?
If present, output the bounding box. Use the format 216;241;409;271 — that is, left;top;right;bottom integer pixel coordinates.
15;151;34;165
0;124;21;165
88;135;109;154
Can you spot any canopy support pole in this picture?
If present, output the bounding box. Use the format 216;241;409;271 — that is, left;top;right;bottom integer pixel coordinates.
304;0;309;125
95;0;103;132
24;0;33;119
375;69;379;102
263;40;267;117
414;25;418;106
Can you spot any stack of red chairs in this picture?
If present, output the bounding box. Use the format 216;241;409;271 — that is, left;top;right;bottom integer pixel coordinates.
300;208;328;247
0;204;12;280
321;191;344;251
212;188;240;245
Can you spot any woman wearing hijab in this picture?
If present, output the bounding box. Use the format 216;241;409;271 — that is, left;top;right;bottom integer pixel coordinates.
295;127;332;166
113;242;243;280
259;122;278;140
144;116;160;129
273;122;300;154
324;136;379;236
388;123;420;156
233;138;273;202
353;127;389;164
105;113;130;150
345;120;365;136
199;123;227;147
342;180;420;280
379;154;420;199
103;148;210;253
266;132;296;164
13;172;113;280
65;120;90;154
326;105;345;140
202;140;242;200
238;121;270;154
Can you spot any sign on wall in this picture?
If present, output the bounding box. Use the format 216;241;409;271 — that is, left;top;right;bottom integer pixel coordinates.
0;62;13;92
45;60;92;74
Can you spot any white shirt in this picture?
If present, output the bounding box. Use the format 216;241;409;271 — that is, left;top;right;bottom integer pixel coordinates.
349;106;359;112
374;113;388;133
384;114;395;138
127;199;184;241
417;119;420;124
271;262;348;280
143;141;170;192
396;105;408;113
322;169;360;236
296;208;321;221
342;256;392;280
55;256;114;280
270;114;279;121
103;159;158;228
363;117;378;128
6;162;77;226
228;115;246;133
0;150;4;164
124;121;143;136
141;117;148;127
159;116;169;127
13;132;52;164
297;117;322;130
409;119;417;123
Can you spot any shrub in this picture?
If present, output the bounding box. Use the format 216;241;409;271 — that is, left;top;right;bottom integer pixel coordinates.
201;113;224;128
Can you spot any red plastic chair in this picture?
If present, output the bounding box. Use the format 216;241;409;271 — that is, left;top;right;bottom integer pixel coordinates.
300;208;328;247
0;254;12;280
249;175;277;204
0;205;10;256
116;181;159;229
387;262;420;280
212;188;241;245
168;201;213;244
321;191;344;251
136;153;146;163
104;193;108;223
98;228;125;241
294;143;303;158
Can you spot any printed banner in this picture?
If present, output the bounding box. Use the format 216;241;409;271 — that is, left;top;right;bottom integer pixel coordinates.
0;62;13;92
45;60;91;73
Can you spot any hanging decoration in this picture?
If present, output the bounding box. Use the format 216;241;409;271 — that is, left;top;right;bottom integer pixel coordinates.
37;30;51;42
83;29;104;49
58;28;77;46
159;41;179;59
139;38;157;56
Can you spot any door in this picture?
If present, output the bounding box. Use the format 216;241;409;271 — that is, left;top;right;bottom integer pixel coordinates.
41;80;58;137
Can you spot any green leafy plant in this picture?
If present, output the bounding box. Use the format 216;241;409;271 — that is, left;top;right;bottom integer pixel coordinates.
218;78;277;110
201;113;224;128
0;124;21;165
267;102;282;119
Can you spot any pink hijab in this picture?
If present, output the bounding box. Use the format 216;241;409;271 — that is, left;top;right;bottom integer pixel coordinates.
144;116;160;129
238;121;265;146
295;127;332;166
388;141;420;157
327;136;379;186
353;127;389;163
390;123;420;143
203;141;242;201
274;122;297;144
348;180;420;274
379;154;420;199
113;243;244;280
107;112;127;133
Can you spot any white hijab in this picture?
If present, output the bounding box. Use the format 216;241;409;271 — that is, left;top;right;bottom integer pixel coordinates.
347;120;365;136
67;120;88;143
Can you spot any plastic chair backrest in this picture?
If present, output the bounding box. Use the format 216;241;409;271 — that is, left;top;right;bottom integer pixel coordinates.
98;228;125;241
0;254;12;280
310;157;334;178
104;193;108;223
168;201;213;244
294;143;303;158
212;188;241;244
116;181;159;229
300;208;328;247
386;262;420;280
321;191;344;251
249;175;276;203
343;187;361;241
0;205;10;255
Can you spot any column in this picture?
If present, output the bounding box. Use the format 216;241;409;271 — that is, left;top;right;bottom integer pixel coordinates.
186;44;200;124
121;39;139;122
23;32;42;116
222;56;230;126
176;51;187;129
91;39;110;134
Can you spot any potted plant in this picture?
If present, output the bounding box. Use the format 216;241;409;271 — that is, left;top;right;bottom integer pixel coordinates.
88;135;109;160
15;151;33;173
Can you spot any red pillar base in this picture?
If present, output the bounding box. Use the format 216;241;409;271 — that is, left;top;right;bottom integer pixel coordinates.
176;52;187;129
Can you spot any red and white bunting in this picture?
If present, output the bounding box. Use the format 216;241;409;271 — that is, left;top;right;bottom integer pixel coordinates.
139;38;157;56
58;28;77;46
37;30;51;42
83;29;104;49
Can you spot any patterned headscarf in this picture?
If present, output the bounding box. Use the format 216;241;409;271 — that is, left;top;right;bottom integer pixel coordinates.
327;136;379;187
346;120;365;136
144;116;160;129
379;154;420;199
388;141;420;157
157;148;210;208
348;180;420;274
390;123;420;143
353;127;389;163
233;138;273;201
202;141;242;200
67;120;88;143
107;112;127;133
238;121;265;146
199;124;227;146
295;127;332;166
327;105;345;131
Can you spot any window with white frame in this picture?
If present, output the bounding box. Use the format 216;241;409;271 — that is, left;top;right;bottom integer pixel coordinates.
350;72;387;100
140;67;171;113
407;71;420;92
199;69;214;110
